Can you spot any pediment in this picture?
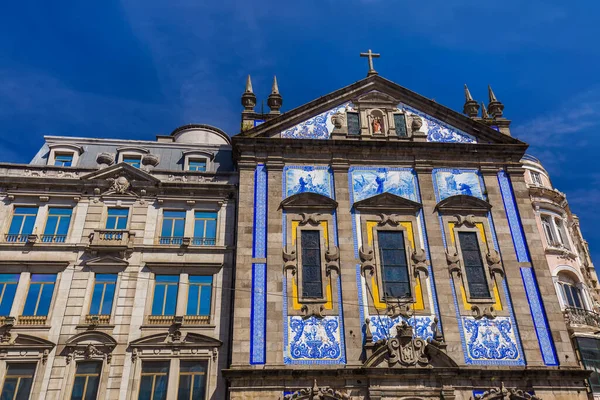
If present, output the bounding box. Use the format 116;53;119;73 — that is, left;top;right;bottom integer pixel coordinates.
353;192;421;213
236;75;523;145
65;331;117;347
279;192;338;211
5;333;55;350
81;162;160;184
129;332;222;348
435;194;492;214
84;255;129;268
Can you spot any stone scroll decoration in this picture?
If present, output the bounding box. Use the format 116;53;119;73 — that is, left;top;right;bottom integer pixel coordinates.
284;380;350;400
475;383;541;400
363;319;456;368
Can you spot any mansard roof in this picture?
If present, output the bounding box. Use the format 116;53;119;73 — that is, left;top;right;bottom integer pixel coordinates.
236;74;522;145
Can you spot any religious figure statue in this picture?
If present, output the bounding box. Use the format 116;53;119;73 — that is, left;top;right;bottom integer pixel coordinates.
372;117;382;134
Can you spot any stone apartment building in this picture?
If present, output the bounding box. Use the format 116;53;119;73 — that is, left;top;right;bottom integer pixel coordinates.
522;155;600;398
0;125;237;399
226;60;592;399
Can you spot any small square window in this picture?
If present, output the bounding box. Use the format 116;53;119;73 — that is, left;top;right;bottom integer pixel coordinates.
54;153;73;167
530;171;543;186
188;159;207;172
123;156;141;168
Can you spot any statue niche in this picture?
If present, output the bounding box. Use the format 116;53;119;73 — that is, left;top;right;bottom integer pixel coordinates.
369;109;386;135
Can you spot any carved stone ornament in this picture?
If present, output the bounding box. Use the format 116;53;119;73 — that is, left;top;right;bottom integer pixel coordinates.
66;343;111;364
411;248;429;276
487;249;504;277
142;153;160;168
96;152;115;166
454;214;477;227
471;304;496;319
446;246;461;275
378;213;401;226
330;112;346;129
475;382;541;400
0;317;16;344
283;245;297;272
299;213;322;226
368;321;428;367
411;116;423;131
359;245;375;276
325;246;340;274
108;176;130;194
386;302;413;319
284;379;350;400
301;303;325;319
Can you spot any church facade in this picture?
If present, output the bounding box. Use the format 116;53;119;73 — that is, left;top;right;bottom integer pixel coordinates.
227;63;591;399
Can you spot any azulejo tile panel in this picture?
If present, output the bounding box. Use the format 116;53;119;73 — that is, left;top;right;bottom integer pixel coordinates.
250;262;267;365
432;168;485;201
284;165;334;199
497;170;530;263
280;103;351;139
252;164;268;259
521;267;558;366
401;104;477;143
285;316;343;362
368;315;434;342
349;167;418;204
462;316;523;363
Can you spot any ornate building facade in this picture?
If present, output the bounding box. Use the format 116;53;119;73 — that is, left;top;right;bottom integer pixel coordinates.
0;125;237;399
227;64;591;399
522;154;600;398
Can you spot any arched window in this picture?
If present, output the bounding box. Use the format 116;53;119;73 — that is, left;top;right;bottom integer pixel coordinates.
558;273;585;310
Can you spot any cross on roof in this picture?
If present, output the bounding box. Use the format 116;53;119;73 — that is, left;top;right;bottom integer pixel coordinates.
360;49;381;76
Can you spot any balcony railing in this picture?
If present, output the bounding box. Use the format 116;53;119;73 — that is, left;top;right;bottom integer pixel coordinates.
41;235;67;243
5;234;37;243
89;230;133;249
191;237;216;246
159;236;185;245
85;314;111;324
564;307;600;329
146;315;176;325
146;315;210;325
18;315;47;325
183;315;210;324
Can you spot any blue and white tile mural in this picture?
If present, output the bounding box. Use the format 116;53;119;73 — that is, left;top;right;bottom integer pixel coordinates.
401;104;477;144
285;316;343;363
433;169;484;201
349;167;418;204
284;166;334;199
462;316;523;364
368;315;434;342
281;103;352;139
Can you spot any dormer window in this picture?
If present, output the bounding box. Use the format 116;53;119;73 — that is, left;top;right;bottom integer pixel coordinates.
47;144;83;167
183;150;214;172
54;153;73;167
188;159;207;172
123;155;142;168
530;171;543;186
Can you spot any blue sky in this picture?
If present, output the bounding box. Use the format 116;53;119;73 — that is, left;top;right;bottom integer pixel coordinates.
1;1;600;264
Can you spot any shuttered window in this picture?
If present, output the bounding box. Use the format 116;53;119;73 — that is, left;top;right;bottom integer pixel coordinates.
301;230;323;298
458;232;491;299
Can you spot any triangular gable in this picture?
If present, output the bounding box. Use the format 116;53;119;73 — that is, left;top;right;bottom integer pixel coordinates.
84;255;129;268
353;192;421;213
8;333;55;349
129;332;222;348
238;75;522;145
81;162;160;184
279;192;338;211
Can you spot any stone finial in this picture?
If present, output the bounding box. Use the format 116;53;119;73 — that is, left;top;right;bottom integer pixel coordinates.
463;84;480;118
267;76;282;114
241;75;256;112
480;101;490;119
487;85;504;118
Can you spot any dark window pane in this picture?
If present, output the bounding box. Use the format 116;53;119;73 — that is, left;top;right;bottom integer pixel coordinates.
347;112;360;135
1;363;36;400
458;232;491;299
378;231;411;299
394;114;407;137
301;231;323;298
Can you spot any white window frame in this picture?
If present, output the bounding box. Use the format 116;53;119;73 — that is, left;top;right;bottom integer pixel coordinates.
47;144;83;167
182;150;214;172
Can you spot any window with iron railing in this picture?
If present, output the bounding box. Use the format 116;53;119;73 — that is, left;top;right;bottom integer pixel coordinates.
193;212;217;245
6;206;38;242
160;211;185;245
42;207;72;243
